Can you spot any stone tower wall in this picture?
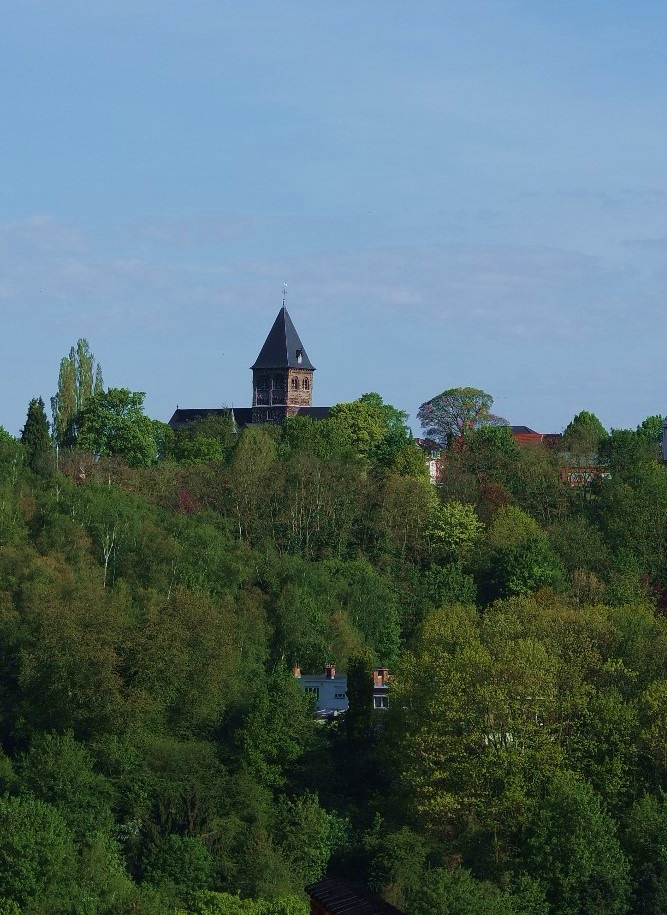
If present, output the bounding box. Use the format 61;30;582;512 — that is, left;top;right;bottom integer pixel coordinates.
287;368;313;407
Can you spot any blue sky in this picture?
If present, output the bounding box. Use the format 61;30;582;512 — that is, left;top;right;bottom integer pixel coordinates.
1;0;666;435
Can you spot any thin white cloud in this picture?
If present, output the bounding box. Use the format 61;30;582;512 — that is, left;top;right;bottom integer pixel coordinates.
0;215;87;252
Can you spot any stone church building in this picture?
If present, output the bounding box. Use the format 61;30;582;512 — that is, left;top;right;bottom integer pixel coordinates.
169;305;331;431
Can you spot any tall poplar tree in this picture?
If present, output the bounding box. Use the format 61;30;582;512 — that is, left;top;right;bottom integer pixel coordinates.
75;338;94;409
51;339;104;446
51;356;76;445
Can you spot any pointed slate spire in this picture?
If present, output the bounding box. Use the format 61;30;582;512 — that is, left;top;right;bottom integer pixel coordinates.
251;306;315;371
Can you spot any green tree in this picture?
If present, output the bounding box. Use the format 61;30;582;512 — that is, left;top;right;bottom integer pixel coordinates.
17;574;126;739
391;441;430;480
276;792;345;885
526;770;630;915
323;559;401;666
238;670;313;789
20;397;53;475
407;866;525;915
0;428;22;481
512;442;567;525
94;361;104;396
366;823;428;910
637;414;664;445
357;392;414;468
592;462;667;579
281;414;352;462
18;732;114;841
638;679;667;778
0;795;78;913
565;686;639;814
358;392;410;435
394;605;561;861
105;734;228;844
172;414;236;465
125;587;237;738
562;410;607;456
327;393;415;468
623;793;667;915
480;505;564;602
465;424;521;491
427;500;484;564
548;516;609;576
417;387;507;447
188;891;308;914
598;428;658;481
379;474;434;565
424;563;477;608
276;452;362;559
229;425;280;542
73;388;161;466
143;834;215;896
329;400;389;464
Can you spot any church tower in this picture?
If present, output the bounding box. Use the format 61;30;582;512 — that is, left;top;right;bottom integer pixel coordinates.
251;305;315;423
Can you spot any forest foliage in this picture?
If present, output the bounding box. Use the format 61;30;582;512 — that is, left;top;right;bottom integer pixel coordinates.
1;366;667;913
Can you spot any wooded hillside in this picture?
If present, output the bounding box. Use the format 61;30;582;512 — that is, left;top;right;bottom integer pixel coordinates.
1;381;667;914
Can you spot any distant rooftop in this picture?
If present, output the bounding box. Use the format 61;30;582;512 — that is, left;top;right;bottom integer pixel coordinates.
510;425;538;435
306;877;404;915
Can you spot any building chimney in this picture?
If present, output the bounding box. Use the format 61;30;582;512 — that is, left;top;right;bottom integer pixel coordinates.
293;664;301;679
325;664;336;679
374;668;389;687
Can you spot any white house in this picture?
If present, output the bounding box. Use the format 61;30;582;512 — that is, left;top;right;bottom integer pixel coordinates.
294;665;390;717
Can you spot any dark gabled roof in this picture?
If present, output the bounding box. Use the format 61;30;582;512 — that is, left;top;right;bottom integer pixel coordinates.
251;306;315;371
510;425;538;435
232;408;254;426
168;406;331;431
290;406;331;419
306;877;404;915
168;407;253;430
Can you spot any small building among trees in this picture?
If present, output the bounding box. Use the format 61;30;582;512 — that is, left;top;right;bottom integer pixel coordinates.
294;664;391;718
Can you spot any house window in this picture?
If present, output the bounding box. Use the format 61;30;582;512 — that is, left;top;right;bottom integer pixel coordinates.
374;696;389;709
334;692;347;699
305;687;320;699
291;377;299;390
303;377;309;390
296;349;303;364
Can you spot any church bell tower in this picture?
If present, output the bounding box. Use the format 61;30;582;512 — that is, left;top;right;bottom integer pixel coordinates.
251;305;315;424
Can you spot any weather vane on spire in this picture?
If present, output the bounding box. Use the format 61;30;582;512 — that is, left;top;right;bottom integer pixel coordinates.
282;281;288;308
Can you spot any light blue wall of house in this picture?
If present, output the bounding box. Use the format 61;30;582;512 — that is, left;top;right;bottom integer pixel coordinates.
297;675;348;712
